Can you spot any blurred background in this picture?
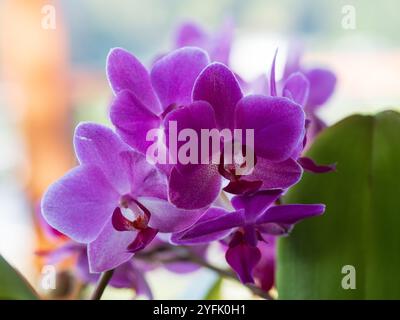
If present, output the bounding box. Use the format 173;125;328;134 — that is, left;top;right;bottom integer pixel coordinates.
0;0;399;299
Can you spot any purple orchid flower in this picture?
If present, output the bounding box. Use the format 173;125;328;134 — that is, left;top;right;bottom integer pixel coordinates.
39;242;153;299
108;47;306;210
267;50;336;174
165;62;306;209
174;20;233;65
282;44;337;141
253;238;276;293
172;189;324;284
41;122;205;273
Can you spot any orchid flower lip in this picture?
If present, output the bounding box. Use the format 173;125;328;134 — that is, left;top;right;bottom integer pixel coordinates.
113;195;151;232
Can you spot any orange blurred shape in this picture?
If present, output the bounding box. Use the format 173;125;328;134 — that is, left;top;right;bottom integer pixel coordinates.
1;0;73;273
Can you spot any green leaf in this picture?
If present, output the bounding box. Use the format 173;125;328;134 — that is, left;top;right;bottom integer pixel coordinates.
277;111;400;299
204;278;223;300
0;255;38;299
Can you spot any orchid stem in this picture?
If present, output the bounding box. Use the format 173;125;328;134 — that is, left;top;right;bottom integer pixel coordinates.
187;253;273;300
136;247;273;300
90;269;114;300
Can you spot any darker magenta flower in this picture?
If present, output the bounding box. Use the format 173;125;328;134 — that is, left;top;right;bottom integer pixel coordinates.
41;122;204;272
267;50;336;174
172;190;324;283
165;62;306;209
108;46;210;156
108;47;306;210
282;44;337;140
253;238;276;293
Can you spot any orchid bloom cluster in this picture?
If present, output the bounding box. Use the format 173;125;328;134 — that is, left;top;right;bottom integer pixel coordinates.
40;22;336;298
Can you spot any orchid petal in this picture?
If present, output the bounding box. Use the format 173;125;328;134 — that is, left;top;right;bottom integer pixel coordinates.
175;22;207;48
118;150;167;199
41;165;118;243
74;122;131;194
256;204;325;226
244;156;303;190
193;62;243;130
226;235;261;284
88;219;136;272
282;72;310;106
305;68;336;109
253;239;276;292
235;95;305;161
298;157;336;174
163;100;217;165
151;47;210;110
168;164;221;210
106;48;160;113
178;208;245;242
110;90;161;154
139;197;205;233
231;190;283;223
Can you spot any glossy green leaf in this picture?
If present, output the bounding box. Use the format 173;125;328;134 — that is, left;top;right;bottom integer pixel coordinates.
278;111;400;299
0;255;38;299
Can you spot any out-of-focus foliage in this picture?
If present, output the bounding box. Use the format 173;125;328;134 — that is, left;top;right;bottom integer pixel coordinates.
205;278;223;300
61;0;400;66
278;111;400;299
0;255;38;299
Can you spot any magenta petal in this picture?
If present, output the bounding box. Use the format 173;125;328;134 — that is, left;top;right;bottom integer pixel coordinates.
193;62;243;130
74;122;131;194
175;22;207;48
164;100;217;165
235;95;305;162
244;156;303;190
106;48;160;114
298;157;336;173
253;239;276;292
168;164;221;209
231;190;283;223
127;228;158;253
208;19;234;65
305;68;336;109
256;204;325;226
41;165;118;243
282;72;310;106
175;20;233;65
88;219;136;272
171;207;236;245
150;47;210;110
118;151;167;200
139;197;205;233
226;239;261;284
178;208;245;242
110;90;161;154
